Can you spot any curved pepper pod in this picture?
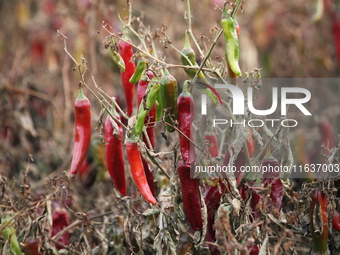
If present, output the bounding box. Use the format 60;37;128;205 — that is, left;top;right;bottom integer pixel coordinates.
221;12;242;77
70;87;91;178
178;161;203;231
141;157;156;197
178;81;196;165
126;137;157;204
129;58;146;84
105;110;126;196
118;36;136;116
109;38;125;72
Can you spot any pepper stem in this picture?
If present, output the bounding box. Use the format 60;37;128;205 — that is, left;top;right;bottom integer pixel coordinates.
77;82;86;99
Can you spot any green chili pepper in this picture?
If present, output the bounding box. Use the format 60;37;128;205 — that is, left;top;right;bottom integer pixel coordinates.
135;79;160;134
109;38;125;73
129;58;147;84
180;30;208;80
1;215;22;255
160;69;178;132
180;30;198;78
221;11;242;77
180;30;222;105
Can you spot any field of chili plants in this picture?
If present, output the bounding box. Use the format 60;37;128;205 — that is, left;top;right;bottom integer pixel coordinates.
1;0;340;254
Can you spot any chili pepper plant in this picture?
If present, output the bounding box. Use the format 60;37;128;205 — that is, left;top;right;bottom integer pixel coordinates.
1;0;340;254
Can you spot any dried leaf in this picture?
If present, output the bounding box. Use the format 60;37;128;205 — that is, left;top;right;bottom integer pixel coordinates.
142;208;160;216
259;234;269;255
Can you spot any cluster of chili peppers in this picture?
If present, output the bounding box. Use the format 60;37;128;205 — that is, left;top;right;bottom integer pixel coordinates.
58;2;340;254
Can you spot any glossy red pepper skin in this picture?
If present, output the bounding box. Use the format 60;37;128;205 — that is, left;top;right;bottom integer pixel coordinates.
70;87;91;178
25;239;41;255
178;81;195;165
126;138;157;204
105;111;126;196
52;208;69;250
178;161;203;231
141;157;156;197
119;37;136;116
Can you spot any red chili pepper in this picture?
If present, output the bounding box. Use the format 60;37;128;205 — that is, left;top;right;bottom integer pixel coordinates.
203;128;219;158
178;161;203;231
25;239;41;255
332;210;340;232
78;157;90;180
141;158;156;197
126;136;157;204
205;182;228;254
310;190;329;253
70;86;91;178
52;207;69;250
249;245;259;255
246;128;255;158
105;105;126;196
77;157;97;189
178;81;196;165
119;35;136;116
